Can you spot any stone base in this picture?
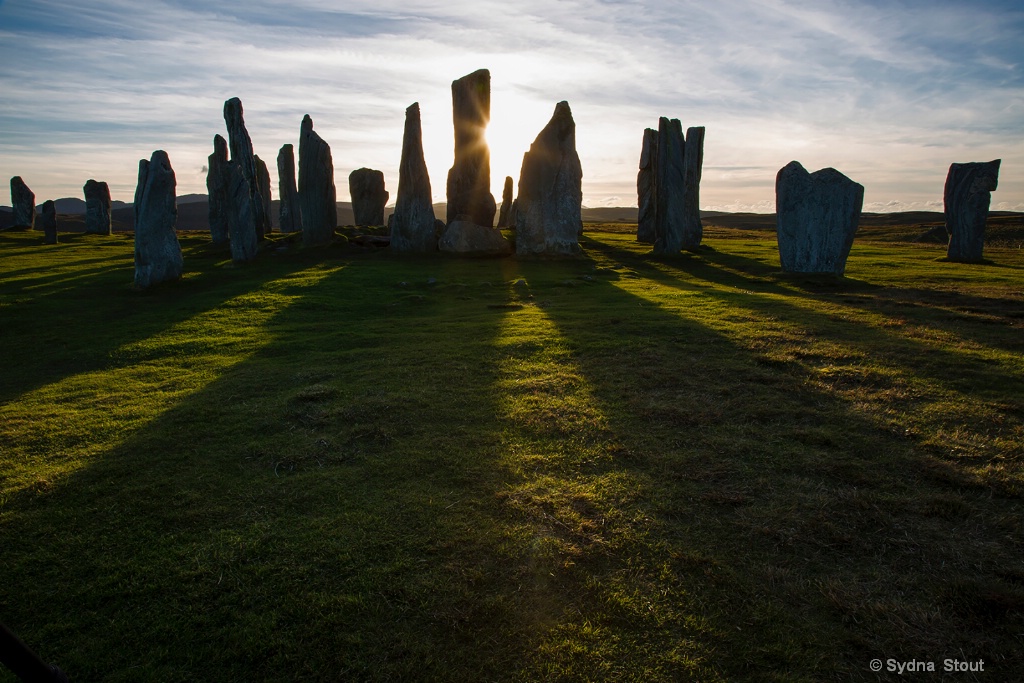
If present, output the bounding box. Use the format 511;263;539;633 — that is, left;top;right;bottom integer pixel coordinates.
438;220;512;257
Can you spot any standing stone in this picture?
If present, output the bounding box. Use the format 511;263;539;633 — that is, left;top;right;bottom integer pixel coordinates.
277;144;301;233
681;126;705;249
226;162;258;263
207;135;230;246
83;179;112;235
636;128;657;243
298;114;337;246
944;159;1000;262
391;103;437;252
40;200;58;244
513;101;583;256
653;117;686;254
10;176;35;229
446;69;496;227
133;151;183;288
223;98;263;247
349;168;389;226
775;161;863;275
497;176;513;228
255;155;273;238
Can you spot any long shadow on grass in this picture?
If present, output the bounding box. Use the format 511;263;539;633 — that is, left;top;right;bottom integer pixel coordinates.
524;241;1023;680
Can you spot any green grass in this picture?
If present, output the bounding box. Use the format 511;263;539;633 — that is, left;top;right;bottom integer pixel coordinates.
1;227;1022;681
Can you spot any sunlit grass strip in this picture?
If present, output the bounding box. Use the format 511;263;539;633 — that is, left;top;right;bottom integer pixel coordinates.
0;263;345;498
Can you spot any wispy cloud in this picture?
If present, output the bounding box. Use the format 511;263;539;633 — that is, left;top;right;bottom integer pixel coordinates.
0;0;1021;211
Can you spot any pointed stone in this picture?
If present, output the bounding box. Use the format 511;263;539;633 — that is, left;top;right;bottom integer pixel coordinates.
10;176;35;229
513;101;583;256
277;144;301;233
83;179;112;235
349;168;389;226
207;134;230;246
446;69;496;227
133;151;183;288
775;161;863;275
497;176;513;228
636;128;657;243
653;117;686;254
944;160;1000;262
298;114;338;246
40;200;58;244
391;102;437;252
255;155;273;238
223;98;263;246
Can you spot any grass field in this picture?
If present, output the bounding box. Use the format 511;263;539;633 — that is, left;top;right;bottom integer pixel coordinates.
1;226;1022;681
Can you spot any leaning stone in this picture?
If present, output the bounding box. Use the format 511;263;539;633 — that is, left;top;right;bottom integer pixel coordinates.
223;98;263;245
207;134;231;245
775;161;863;275
391;102;438;252
944;159;1000;262
349;168;389;226
636;128;657;243
446;69;496;227
298;114;338;246
10;176;35;229
513;101;583;256
497;176;513;227
277;144;301;233
255;154;273;238
133;151;183;288
83;179;112;235
40;200;58;244
439;219;512;257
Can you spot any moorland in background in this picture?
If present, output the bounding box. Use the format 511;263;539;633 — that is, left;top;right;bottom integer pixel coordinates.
1;223;1022;681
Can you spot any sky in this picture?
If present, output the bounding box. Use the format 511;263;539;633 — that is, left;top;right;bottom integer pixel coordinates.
1;0;1022;213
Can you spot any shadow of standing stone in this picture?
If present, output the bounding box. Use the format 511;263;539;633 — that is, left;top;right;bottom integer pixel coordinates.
84;179;112;236
10;176;35;229
40;200;58;244
298;114;338;247
775;161;863;275
944;159;1000;263
349;168;389;226
513;101;583;257
133;151;183;288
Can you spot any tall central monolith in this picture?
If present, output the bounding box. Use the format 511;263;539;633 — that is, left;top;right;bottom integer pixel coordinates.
446;69;496;227
298;114;338;246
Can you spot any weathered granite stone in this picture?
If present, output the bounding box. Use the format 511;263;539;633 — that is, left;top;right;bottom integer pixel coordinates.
255;155;273;238
391;102;437;252
133;151;183;288
497;176;513;227
681;126;705;248
775;161;863;275
10;176;35;229
636;128;657;243
446;69;496;227
439;219;511;257
223;98;263;246
40;200;58;244
83;179;112;235
226;161;257;263
944;159;1000;262
277;144;300;233
207;134;230;246
298;114;338;246
349;168;389;226
653;117;686;254
513;101;583;256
